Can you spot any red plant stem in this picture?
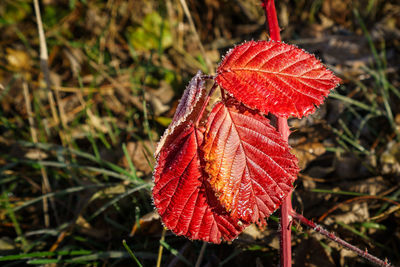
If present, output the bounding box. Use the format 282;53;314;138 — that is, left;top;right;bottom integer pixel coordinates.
261;1;293;266
278;115;292;267
290;211;393;267
262;0;281;41
277;123;293;267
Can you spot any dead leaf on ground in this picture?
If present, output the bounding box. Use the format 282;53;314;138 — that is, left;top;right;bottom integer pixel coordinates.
339;249;360;266
76;215;107;240
323;202;370;225
239;225;280;250
338;176;389;196
381;140;400;176
121;141;154;175
129;211;160;236
146;80;174;116
0;237;17;251
6;48;32;72
292;142;326;169
24;149;48;160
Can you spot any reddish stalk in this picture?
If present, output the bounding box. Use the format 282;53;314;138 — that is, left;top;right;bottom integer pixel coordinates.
262;0;281;41
261;1;293;266
290;211;393;267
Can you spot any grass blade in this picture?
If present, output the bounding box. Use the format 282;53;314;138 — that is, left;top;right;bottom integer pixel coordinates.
122;240;143;267
88;183;151;220
159;240;192;266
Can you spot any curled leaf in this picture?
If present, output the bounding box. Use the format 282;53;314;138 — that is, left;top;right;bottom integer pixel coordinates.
216;40;341;118
152;124;245;243
155;71;206;156
202;98;299;224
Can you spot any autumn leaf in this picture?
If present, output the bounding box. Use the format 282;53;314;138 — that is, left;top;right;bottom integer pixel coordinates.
152;124;246;243
202;98;299;224
216;40;341;118
155;71;206;157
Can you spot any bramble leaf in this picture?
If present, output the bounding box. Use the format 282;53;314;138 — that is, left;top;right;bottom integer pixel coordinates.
155;71;206;156
152;124;246;243
216;40;341;118
202;98;299;224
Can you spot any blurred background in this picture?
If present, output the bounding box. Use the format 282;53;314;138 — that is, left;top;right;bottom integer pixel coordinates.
0;0;399;266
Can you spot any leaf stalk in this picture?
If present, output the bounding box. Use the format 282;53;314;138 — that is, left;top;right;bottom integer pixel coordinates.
261;1;293;266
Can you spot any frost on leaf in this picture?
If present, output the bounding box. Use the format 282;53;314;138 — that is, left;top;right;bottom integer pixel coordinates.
216;40;341;118
155;71;206;157
152;124;245;243
202;98;299;224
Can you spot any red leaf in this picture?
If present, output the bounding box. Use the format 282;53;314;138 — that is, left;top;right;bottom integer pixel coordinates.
202;98;299;224
216;40;341;118
155;71;206;156
152;124;245;243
